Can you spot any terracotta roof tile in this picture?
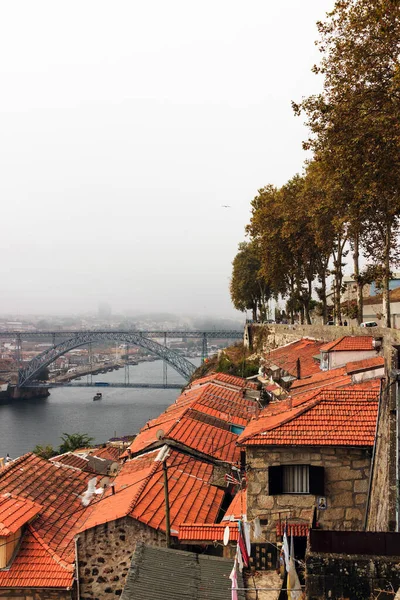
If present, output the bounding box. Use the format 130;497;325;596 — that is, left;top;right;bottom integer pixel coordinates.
320;336;374;352
125;382;258;461
264;339;324;379
80;448;225;534
189;372;258;390
0;494;42;536
290;367;350;395
223;489;247;521
0;453;92;564
50;452;96;473
346;356;384;374
239;388;379;447
0;526;73;589
276;522;309;537
178;522;239;542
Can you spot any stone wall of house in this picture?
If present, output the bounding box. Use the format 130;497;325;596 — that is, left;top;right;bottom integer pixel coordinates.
306;552;400;600
244;323;400;534
77;517;166;599
0;590;72;600
246;445;371;543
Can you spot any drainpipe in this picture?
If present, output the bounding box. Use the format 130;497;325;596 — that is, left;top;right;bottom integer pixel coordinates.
363;379;383;530
74;535;80;600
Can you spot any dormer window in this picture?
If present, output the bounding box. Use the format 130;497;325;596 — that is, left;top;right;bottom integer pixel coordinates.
0;494;42;568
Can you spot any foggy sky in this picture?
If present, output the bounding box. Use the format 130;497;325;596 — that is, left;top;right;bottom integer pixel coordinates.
0;0;332;317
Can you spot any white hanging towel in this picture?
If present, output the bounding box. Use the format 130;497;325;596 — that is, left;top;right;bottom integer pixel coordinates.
229;563;239;600
283;531;290;572
253;517;262;540
243;520;251;555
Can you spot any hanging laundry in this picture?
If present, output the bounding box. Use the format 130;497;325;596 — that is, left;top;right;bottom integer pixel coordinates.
253;517;262;540
237;521;249;567
236;543;244;572
229;562;239;600
283;531;290;572
288;534;302;599
243;520;251;556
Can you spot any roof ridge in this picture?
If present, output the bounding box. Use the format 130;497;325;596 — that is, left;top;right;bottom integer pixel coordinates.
127;460;161;514
27;525;74;571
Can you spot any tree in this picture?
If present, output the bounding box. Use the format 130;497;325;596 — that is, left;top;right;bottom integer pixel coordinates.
59;433;94;454
33;444;57;459
294;0;400;327
230;241;271;321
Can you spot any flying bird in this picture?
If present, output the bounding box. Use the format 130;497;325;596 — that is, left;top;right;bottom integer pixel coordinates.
221;205;231;208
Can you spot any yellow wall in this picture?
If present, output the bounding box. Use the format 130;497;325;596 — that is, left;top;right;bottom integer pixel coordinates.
0;528;21;568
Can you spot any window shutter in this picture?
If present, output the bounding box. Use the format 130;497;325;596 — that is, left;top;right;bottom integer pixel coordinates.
309;466;325;496
268;466;283;495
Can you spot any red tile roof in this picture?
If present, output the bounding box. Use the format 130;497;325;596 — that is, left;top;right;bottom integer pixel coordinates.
0;453;92;565
189;372;258;390
178;522;239;542
90;446;122;461
264;339;324;379
50;452;96;473
125;382;258;462
0;526;74;589
289;367;350;395
223;490;247;521
238;388;379;447
276;522;309;537
80;448;225;535
320;336;374;352
0;494;42;536
346;356;384;374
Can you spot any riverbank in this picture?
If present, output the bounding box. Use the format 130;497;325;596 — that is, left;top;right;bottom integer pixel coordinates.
0;358;201;458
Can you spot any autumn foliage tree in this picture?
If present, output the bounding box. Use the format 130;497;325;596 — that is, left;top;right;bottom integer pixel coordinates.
230;241;271;321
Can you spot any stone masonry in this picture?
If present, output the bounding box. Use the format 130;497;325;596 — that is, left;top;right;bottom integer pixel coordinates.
0;591;73;600
246;445;371;543
77;516;166;600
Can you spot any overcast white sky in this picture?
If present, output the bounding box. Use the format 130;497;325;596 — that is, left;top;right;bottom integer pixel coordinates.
0;0;332;317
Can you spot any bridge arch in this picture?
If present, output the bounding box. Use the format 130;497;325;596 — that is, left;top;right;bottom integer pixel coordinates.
18;332;197;387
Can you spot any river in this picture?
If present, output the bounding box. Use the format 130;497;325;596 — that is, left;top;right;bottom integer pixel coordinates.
0;358;201;459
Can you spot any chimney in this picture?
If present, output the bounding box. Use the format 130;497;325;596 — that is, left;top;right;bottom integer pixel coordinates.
296;358;301;380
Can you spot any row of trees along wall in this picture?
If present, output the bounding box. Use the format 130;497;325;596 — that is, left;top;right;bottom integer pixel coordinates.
230;0;400;328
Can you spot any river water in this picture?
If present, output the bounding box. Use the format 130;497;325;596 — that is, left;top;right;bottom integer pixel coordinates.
0;358;200;459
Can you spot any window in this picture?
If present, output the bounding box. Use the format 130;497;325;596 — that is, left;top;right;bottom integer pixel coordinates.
283;465;309;493
268;465;324;496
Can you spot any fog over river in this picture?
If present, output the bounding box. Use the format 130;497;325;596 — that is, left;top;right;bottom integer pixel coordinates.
0;358;200;459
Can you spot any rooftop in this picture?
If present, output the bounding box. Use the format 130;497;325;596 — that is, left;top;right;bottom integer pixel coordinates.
320;336;374;352
238;387;379;447
80;447;225;534
125;380;258;462
264;338;325;379
189;371;258;390
120;542;245;600
0;453;92;564
0;494;42;536
0;526;74;589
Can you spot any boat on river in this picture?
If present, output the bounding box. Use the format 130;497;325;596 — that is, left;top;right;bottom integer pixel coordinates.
93;393;102;401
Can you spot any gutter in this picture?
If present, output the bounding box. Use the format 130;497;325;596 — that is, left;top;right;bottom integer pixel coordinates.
363;378;383;530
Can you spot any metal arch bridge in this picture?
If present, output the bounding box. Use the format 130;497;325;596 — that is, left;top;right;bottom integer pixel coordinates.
14;330;243;388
